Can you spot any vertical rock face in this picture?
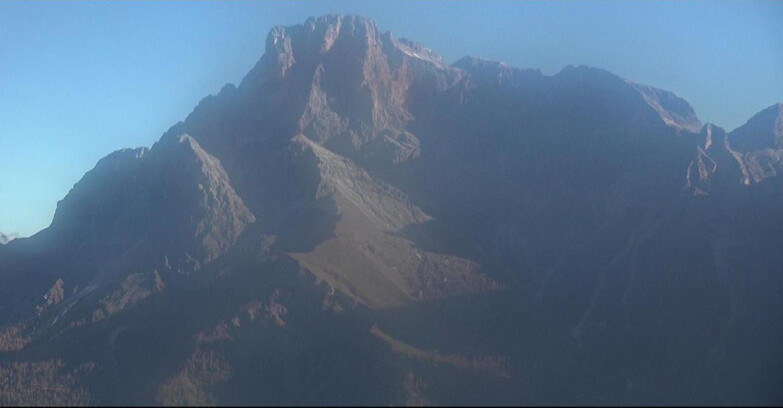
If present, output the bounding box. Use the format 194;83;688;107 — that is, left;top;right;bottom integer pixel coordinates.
1;14;782;406
231;15;459;169
686;124;750;194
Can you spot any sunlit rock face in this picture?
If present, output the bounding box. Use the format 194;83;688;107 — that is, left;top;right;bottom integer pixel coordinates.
0;14;781;406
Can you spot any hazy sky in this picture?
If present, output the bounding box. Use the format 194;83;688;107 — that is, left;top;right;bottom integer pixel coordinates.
1;1;781;237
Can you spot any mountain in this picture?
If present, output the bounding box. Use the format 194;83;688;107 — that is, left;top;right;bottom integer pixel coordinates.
730;103;783;152
1;14;782;406
0;232;19;245
728;103;783;183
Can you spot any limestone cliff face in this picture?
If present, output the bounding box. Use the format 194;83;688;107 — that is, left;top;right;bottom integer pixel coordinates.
233;14;458;168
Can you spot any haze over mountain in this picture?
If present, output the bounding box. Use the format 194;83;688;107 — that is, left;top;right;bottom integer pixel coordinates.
0;15;781;406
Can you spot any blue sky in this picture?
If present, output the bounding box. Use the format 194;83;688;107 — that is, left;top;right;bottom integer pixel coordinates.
1;1;781;237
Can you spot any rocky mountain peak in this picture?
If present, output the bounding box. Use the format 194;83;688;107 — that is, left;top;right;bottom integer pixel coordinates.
386;35;444;67
453;56;511;72
243;14;428;87
729;102;783;152
453;56;521;85
231;14;460;170
147;133;228;184
685;123;751;193
555;65;701;132
720;103;783;183
50;147;149;231
700;122;730;149
630;82;702;133
240;13;451;93
261;15;381;76
47;131;254;283
0;231;20;245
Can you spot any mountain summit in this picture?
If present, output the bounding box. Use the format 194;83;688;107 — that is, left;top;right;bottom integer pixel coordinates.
730;103;783;152
0;14;782;406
